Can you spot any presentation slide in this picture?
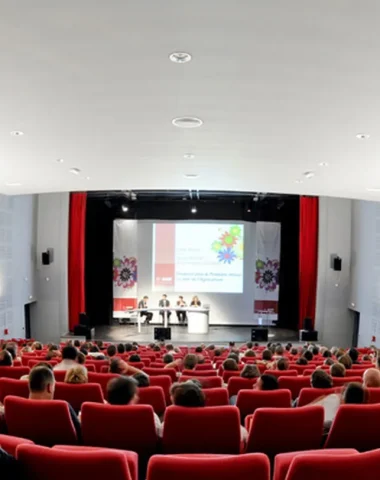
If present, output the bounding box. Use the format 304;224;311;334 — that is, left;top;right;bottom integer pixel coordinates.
152;223;244;293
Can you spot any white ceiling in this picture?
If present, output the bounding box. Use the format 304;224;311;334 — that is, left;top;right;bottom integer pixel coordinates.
1;1;380;200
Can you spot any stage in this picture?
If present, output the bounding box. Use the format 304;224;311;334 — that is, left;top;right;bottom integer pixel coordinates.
91;324;298;345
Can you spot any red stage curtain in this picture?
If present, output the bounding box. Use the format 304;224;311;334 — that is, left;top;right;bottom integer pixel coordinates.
68;192;87;332
299;196;319;330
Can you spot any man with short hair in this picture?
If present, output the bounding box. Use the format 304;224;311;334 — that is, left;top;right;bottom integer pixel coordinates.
54;346;85;372
176;296;187;324
276;357;289;371
159;294;171;324
330;363;346;378
363;368;380;388
311;369;333;389
138;295;153;324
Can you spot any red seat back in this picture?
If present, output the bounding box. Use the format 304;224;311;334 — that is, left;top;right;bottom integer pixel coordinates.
0;378;29;403
138;386;166;416
222;371;241;383
28;359;57;368
0;433;34;456
0;366;29;379
227;377;258;398
332;376;362;387
182;369;217;377
143;368;177;382
297;387;340;407
4;396;78;446
87;372;120;399
149;376;172;404
203;388;229;407
236;389;292;421
194;363;214;371
162;405;241;454
289;365;313;375
54;370;67;382
263;370;297;378
54;382;104;412
278;376;311;400
367;387;380;404
84;360;110;373
179;376;223;389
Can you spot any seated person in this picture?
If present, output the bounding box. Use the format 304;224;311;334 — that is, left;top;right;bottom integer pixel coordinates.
138;296;153;324
107;376;161;434
338;354;353;369
255;374;279;391
190;295;201;307
109;358;143;376
163;354;174;365
348;348;360;365
106;345;117;358
0;350;12;367
54;346;86;372
244;349;256;358
159;294;171;323
258;349;274;367
330;363;346;378
363;368;380;388
276;357;289;371
129;354;141;363
240;364;260;379
133;372;150;387
183;354;198;371
176;296;187;324
223;358;239;371
65;366;88;384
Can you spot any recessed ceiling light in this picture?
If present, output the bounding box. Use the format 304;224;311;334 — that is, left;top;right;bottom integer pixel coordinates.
319;162;329;167
5;182;22;187
184;153;195;160
191;206;197;214
69;168;81;175
10;131;24;136
366;187;380;192
247;209;251;213
86;176;91;180
169;52;192;64
172;117;203;128
303;171;315;179
121;205;129;212
56;158;64;163
295;179;303;184
356;133;370;139
184;173;199;179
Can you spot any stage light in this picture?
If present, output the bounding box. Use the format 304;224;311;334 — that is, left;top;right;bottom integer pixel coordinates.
191;206;197;214
122;205;129;212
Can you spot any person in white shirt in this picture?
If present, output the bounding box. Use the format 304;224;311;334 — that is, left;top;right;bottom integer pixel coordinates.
54;345;87;373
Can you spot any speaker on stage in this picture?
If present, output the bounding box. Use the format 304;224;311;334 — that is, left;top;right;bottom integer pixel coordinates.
251;326;268;342
154;327;171;341
73;324;94;341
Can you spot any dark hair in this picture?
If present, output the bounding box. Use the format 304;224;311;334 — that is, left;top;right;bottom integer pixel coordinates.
129;354;141;362
29;367;55;393
228;353;239;363
324;357;335;366
229;342;235;347
296;357;308;365
133;372;150;387
244;350;256;358
343;382;367;404
171;382;205;407
109;358;124;374
241;364;260;379
163;354;174;364
107;377;138;405
223;358;238;371
303;350;313;361
106;345;117;357
323;350;332;358
183;354;198;370
262;350;273;361
117;344;125;354
311;370;333;389
153;345;161;352
90;346;100;353
74;340;81;348
330;363;346;377
76;352;86;365
32;362;53;371
312;346;319;355
348;348;359;363
276;357;289;371
80;347;88;356
5;343;17;360
214;349;221;357
125;343;133;352
246;342;253;349
290;348;298;355
0;350;12;366
260;374;279;391
166;344;174;351
275;345;284;355
95;340;103;348
62;345;78;361
339;355;353;369
195;346;203;353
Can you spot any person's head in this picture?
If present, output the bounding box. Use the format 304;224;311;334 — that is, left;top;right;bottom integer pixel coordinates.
285;343;292;352
276;357;289;371
64;366;88;384
117;343;125;354
170;381;205;407
90;345;100;353
241;364;260;379
262;349;273;361
143;295;148;301
106;345;117;358
330;363;346;378
5;343;17;360
129;354;141;362
179;296;183;300
133;372;150;387
363;368;380;388
336;348;346;359
163;353;174;364
0;350;12;366
324;357;335;366
228;352;239;363
32;342;42;351
29;367;55;399
162;294;167;299
275;345;284;356
331;346;339;356
362;354;371;361
348;348;359;363
296;357;308;365
244;349;256;358
342;382;368;405
339;354;353;369
195;346;203;353
303;350;313;361
323;350;332;358
246;342;253;349
166;344;174;352
76;352;86;365
214;349;221;357
125;343;133;352
153;345;161;352
95;340;103;348
109;358;128;375
311;370;333;389
107;377;138;405
62;345;78;361
256;374;279;391
229;341;236;348
223;358;238;371
73;340;81;348
183;354;198;370
289;348;297;356
312;346;319;356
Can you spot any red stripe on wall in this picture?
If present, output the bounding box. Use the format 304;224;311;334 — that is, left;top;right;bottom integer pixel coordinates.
154;224;175;287
254;300;279;314
113;298;138;311
68;193;87;332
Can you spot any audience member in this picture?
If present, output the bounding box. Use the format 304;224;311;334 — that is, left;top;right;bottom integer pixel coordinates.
183;354;198;370
64;366;88;384
330;363;346;378
163;354;174;364
296;357;308;365
0;350;12;367
240;364;260;379
223;358;238;371
244;349;256;358
54;346;85;372
339;354;353;369
255;374;279;391
324;358;335;366
109;358;142;376
303;350;313;362
311;369;333;389
363;368;380;388
276;357;289;371
129;354;141;362
348;348;359;364
117;343;125;354
106;345;117;358
133;372;150;387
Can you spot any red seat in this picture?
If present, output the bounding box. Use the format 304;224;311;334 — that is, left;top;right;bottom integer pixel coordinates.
81;402;158;457
245;406;324;456
147;453;270;480
297;387;340;407
28;359;58;368
203;388;229;407
162;405;241;454
278;376;311;400
194;363;214;371
222;371;241;383
84;360;110;373
54;382;104;412
325;404;380;451
285;449;380;480
227;377;258;398
288;365;311;375
138;386;166;416
54;370;68;382
139;358;152;367
273;448;358;480
179;376;223;389
263;370;297;378
0;433;34;456
21;355;37;366
332;376;362;387
345;369;366;377
143;368;177;383
182;369;217;377
4;396;78;446
367;387;380;404
0;378;29;403
236;390;292;422
17;444;133;480
85;364;96;372
0;366;29;379
87;372;120;399
149;376;172;404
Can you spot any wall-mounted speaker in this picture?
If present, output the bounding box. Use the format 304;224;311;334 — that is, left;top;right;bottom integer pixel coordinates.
333;256;342;271
42;248;54;266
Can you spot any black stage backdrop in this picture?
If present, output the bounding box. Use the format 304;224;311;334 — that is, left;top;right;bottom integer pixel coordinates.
85;193;299;330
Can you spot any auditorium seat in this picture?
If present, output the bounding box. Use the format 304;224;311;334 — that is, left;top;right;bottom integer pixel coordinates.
21;355;37;366
284;449;380;480
140;358;152;367
345;369;366;377
4;396;78;446
263;370;297;378
162;405;241;454
147;453;270;480
54;382;104;412
17;444;133;480
28;359;58;368
138;386;166;416
127;362;145;369
222;371;241;383
289;365;312;375
182;369;217;377
0;378;29;402
0;366;29;379
179;375;223;389
149;375;172;404
278;376;311;400
143;368;177;383
325;404;380;451
297;387;340;407
84;360;110;373
367;387;380;404
237;389;292;423
85;364;96;372
203;388;229;406
332;376;362;387
245;406;324;456
227;377;258;398
0;433;34;456
87;372;120;398
81;402;158;457
273;449;358;480
194;363;214;371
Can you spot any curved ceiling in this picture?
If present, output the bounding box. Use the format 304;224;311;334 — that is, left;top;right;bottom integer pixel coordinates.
1;1;380;200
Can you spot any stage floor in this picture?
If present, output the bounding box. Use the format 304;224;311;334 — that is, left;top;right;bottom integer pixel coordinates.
92;324;298;345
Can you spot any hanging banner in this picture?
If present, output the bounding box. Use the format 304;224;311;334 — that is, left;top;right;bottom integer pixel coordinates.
254;222;281;322
113;219;138;316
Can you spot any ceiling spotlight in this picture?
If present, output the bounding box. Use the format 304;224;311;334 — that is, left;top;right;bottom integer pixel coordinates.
86;176;90;180
169;52;192;64
69;168;81;175
319;162;329;167
253;196;259;202
172;117;203;128
184;153;195;160
5;182;22;187
303;171;315;179
356;133;370;140
191;206;197;214
184;173;199;179
10;131;24;136
56;158;64;163
121;205;129;212
247;209;251;213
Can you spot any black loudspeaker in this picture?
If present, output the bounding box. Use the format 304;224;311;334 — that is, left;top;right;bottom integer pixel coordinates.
154;327;171;341
303;318;313;331
251;327;268;342
333;257;342;271
79;313;90;328
300;330;319;342
73;324;94;340
42;248;54;266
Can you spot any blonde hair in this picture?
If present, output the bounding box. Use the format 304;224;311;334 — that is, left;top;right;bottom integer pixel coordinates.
64;366;88;384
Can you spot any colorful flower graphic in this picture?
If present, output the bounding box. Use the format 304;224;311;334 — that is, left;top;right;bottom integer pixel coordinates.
113;256;137;289
220;231;237;248
212;240;223;252
217;248;237;264
230;225;242;237
255;258;280;292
